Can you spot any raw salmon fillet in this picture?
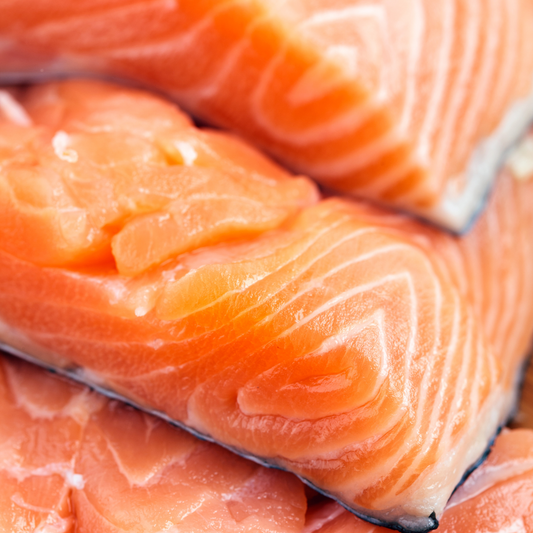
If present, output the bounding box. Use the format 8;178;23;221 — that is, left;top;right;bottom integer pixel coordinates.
1;0;533;230
1;80;533;531
305;429;533;533
0;354;308;533
3;351;533;533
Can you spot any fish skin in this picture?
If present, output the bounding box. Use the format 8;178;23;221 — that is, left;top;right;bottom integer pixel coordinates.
0;354;308;533
0;81;533;531
0;0;533;231
304;429;533;533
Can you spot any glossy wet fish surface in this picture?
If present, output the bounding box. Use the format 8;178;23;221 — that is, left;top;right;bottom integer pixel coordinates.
0;0;533;231
0;354;308;533
1;80;533;532
3;353;533;533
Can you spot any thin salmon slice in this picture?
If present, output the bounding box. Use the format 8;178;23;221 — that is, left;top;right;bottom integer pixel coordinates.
0;0;532;231
305;428;533;533
0;354;307;533
1;81;533;532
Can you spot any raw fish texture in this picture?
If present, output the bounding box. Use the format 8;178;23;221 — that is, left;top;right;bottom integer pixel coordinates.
305;429;533;533
0;354;307;533
1;0;533;230
1;81;533;531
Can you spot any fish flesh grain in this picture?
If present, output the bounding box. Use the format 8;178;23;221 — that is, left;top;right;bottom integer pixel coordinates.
0;353;308;533
305;428;533;533
0;1;533;232
1;80;533;532
3;352;533;533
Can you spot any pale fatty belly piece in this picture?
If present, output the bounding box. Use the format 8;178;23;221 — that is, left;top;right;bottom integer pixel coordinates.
1;0;533;231
1;80;533;532
305;429;533;533
0;354;308;533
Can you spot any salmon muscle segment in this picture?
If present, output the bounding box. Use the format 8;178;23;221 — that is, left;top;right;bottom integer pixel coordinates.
0;354;308;533
2;354;533;533
0;80;318;274
0;0;533;231
1;81;533;532
304;429;533;533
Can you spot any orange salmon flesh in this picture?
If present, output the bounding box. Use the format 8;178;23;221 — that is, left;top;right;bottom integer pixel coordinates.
0;0;533;231
2;353;533;533
0;80;533;531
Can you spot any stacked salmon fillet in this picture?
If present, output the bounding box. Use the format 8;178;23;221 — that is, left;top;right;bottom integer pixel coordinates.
1;0;533;230
3;354;533;532
0;1;533;532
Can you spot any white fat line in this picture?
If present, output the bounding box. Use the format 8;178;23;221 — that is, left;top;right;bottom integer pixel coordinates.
388;299;456;498
182;235;420;415
366;244;468;497
11;493;55;515
430;0;482;188
190;4;275;104
461;229;484;323
442;0;500;178
508;197;533;356
305;129;401;180
250;34;379;146
310;308;389;386
166;214;357;320
154;214;359;365
299;5;387;28
299;4;392;102
423;70;533;231
100;430;188;488
348;153;417;197
97;0;229;59
260;241;415;337
277;271;413;340
417;0;455;166
490;0;519;134
0;90;32;126
449;455;533;510
399;0;425;132
374;258;446;498
483;196;505;337
6;463;84;490
494;189;533;364
248;5;386;145
437;304;476;454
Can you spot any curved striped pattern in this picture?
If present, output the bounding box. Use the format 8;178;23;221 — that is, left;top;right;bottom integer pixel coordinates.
0;0;533;230
304;429;533;532
3;352;533;532
0;355;307;533
0;82;532;531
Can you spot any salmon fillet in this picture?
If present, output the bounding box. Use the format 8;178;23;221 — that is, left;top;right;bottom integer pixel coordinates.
0;354;308;533
0;0;532;231
305;429;533;532
3;352;533;533
0;80;533;531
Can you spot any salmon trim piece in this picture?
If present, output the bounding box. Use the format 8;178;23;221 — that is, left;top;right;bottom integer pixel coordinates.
0;0;533;231
1;81;533;532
